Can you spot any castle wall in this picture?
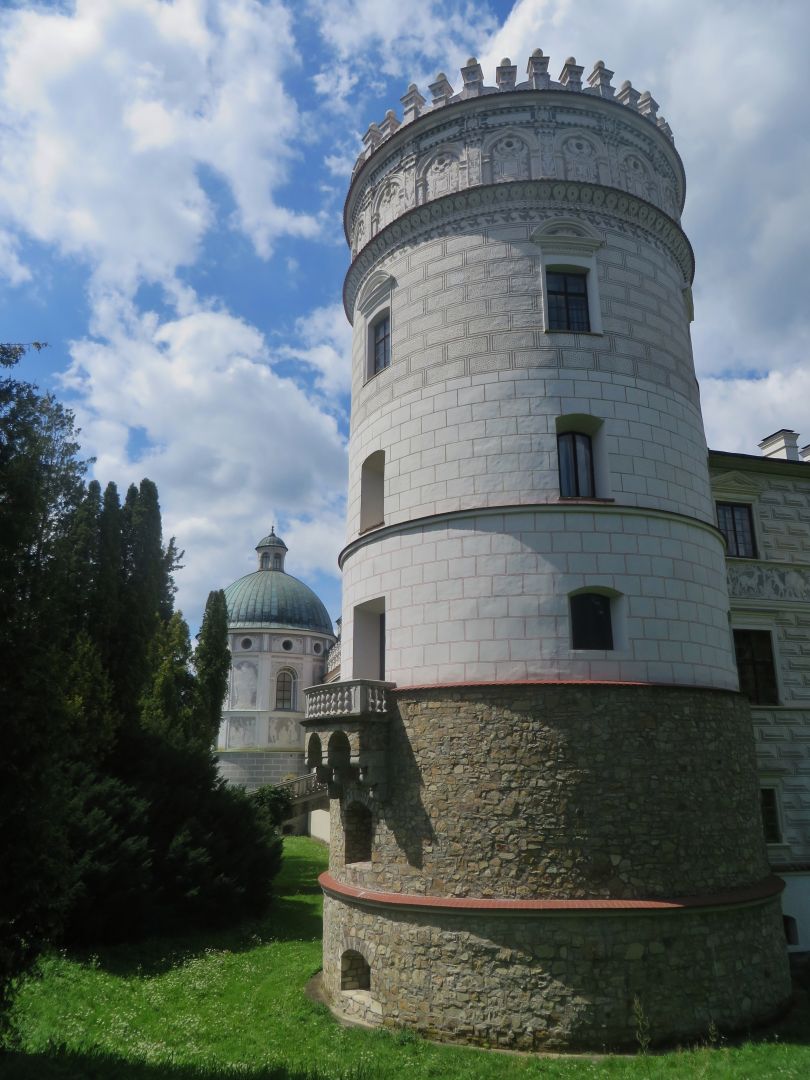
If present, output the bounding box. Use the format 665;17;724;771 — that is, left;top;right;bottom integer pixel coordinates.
322;893;788;1050
314;53;793;1049
330;685;769;900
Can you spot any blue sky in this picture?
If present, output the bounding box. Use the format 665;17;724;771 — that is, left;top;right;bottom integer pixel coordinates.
1;0;808;633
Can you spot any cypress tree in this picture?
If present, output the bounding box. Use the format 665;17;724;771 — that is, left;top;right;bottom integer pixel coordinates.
193;589;230;750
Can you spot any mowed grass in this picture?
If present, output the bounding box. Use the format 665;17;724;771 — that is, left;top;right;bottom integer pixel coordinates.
1;836;809;1079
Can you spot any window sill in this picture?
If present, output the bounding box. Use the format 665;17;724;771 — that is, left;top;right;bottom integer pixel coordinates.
363;366;391;386
542;329;604;337
359;521;385;535
556;497;615;504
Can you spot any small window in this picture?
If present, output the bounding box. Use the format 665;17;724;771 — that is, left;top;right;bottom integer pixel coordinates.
547;271;590;332
717;503;756;558
240;637;253;650
273;553;282;569
760;788;781;844
784;916;799;946
345;802;373;864
313;642;322;654
360;450;385;532
371;312;391;375
260;553;270;569
282;639;293;651
558;432;595;498
571;592;613;650
276;670;295;710
733;629;778;705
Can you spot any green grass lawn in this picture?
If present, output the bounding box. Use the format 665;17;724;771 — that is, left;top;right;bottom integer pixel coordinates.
2;836;809;1079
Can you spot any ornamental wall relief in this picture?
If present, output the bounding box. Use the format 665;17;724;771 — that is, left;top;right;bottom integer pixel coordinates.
490;134;530;183
561;135;600;183
232;660;258;708
621;153;656;201
728;563;810;602
421;151;461;201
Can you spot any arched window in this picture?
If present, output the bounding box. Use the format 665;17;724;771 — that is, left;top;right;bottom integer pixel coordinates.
276;670;296;710
260;552;270;569
360;451;385;532
273;552;282;569
558;431;595;497
570;592;614;650
345;801;373;863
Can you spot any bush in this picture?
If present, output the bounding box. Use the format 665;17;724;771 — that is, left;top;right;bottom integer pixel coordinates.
253;785;294;828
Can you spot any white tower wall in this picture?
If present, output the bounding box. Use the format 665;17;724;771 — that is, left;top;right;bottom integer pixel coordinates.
340;85;736;690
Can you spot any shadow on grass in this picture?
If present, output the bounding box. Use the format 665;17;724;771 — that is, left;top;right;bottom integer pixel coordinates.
0;1048;365;1080
68;837;330;979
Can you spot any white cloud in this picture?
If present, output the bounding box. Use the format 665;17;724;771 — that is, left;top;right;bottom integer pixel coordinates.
702;363;810;456
0;0;318;292
279;302;353;398
62;291;348;630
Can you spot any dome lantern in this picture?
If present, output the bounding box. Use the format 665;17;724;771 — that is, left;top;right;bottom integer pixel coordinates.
255;526;288;571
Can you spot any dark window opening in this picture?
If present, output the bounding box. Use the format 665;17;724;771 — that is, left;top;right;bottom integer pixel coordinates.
784;916;799;946
273;553;282;569
345;801;373;864
558;431;595;497
571;592;613;650
733;629;778;705
260;553;270;569
547;271;590;332
717;502;756;558
306;733;322;770
372;313;391;374
341;949;371;990
760;788;781;844
276;670;294;710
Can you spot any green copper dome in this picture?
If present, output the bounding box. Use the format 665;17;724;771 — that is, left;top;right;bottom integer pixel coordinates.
224;530;333;633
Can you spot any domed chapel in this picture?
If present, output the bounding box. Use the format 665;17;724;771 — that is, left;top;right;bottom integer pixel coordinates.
216;529;335;792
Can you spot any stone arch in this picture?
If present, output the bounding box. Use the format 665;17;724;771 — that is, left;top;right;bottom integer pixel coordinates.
340;948;371;991
483;129;532;184
327;729;352;772
416;146;462;203
306;732;322;769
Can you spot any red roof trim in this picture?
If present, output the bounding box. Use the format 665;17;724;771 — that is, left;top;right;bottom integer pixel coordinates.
319;872;784;914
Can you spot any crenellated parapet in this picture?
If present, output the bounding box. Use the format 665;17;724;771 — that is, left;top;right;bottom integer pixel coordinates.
345;51;683;262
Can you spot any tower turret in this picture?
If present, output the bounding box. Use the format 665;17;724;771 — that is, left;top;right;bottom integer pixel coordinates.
304;51;790;1049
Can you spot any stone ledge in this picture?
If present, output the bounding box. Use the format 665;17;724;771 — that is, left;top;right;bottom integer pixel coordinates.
320;871;785;914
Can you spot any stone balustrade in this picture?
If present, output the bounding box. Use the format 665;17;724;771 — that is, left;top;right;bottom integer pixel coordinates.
305;679;392;719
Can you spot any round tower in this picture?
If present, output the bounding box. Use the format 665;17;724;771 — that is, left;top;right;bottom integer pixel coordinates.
304;53;790;1049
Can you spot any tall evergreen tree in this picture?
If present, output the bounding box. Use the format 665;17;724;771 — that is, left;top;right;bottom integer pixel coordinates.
193;589;230;750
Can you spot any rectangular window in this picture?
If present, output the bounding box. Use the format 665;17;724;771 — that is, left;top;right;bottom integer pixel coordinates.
547;271;590;332
372;314;391;374
558;432;595;497
716;502;756;557
733;629;779;705
760;788;781;844
571;593;613;650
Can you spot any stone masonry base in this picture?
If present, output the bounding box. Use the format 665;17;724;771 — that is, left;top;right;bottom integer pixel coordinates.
322;892;791;1051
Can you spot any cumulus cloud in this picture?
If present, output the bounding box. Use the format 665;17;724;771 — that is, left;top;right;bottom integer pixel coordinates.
62;290;348;628
0;0;317;292
279;303;353;398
